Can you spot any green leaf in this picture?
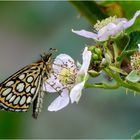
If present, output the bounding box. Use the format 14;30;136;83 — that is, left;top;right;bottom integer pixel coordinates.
117;31;140;61
115;34;130;61
69;1;107;24
126;70;140;83
115;34;130;51
128;30;140;51
131;130;140;140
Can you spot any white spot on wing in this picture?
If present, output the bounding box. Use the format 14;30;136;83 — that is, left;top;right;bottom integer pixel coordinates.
19;74;25;80
9;95;16;103
5;81;14;87
2;88;12;96
22;109;27;112
31;87;36;94
13;96;20;105
6;92;13;100
15;109;22;112
26;86;31;93
26;96;32;104
27;76;33;83
19;96;26;105
16;83;25;92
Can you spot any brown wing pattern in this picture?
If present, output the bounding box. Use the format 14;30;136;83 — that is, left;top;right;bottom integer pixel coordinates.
0;62;43;112
0;49;54;118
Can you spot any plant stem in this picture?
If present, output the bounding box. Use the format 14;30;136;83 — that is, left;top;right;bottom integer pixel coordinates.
85;82;119;89
103;68;140;93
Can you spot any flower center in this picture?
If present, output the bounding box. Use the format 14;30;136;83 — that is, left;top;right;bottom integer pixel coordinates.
58;68;76;86
94;16;117;31
131;52;140;72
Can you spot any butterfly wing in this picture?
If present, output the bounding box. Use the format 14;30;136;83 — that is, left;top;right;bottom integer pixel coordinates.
0;49;54;118
0;62;43;112
32;88;45;119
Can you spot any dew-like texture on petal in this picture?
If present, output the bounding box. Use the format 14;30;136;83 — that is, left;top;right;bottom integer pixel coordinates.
72;29;98;40
48;89;69;111
78;47;92;75
123;10;140;29
53;54;76;74
43;73;63;92
70;81;85;103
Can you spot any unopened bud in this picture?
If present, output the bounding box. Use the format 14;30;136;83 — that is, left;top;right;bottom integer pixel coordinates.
92;54;98;60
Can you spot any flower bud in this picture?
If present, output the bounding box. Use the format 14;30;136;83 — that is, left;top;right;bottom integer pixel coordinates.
92;54;99;60
88;70;101;77
94;48;102;55
88;45;96;53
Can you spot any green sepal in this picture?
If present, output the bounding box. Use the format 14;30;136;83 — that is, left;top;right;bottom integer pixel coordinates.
109;65;127;75
88;70;101;77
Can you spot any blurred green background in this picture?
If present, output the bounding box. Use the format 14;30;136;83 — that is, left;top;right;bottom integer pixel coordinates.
0;1;140;139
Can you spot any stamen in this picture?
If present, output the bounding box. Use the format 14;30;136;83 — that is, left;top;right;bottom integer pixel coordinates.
130;51;140;72
58;68;76;86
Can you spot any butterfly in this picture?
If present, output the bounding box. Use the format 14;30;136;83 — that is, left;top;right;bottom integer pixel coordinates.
0;48;56;119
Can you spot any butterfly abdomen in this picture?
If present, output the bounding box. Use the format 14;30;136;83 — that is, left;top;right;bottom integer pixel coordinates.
32;89;45;119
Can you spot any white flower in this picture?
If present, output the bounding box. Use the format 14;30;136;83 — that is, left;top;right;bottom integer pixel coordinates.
43;47;92;111
72;10;140;42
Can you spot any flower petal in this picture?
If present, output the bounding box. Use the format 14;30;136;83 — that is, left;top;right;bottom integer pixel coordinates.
78;47;92;75
98;22;124;41
123;10;140;29
97;23;116;41
43;73;63;92
48;89;70;111
53;54;76;73
72;29;98;40
70;81;85;103
116;18;127;23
